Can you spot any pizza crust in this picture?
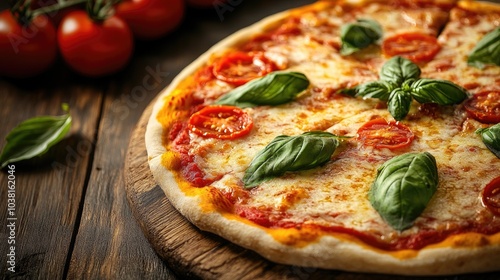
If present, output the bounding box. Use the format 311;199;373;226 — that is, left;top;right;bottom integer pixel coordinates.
145;0;500;275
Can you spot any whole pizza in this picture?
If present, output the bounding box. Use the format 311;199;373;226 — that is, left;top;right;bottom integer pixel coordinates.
145;0;500;275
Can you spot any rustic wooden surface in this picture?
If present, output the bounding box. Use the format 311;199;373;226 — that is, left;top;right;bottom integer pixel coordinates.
1;0;500;279
0;1;315;279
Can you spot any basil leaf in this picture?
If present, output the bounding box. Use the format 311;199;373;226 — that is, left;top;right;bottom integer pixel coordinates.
215;71;310;108
369;152;439;231
476;123;500;159
243;131;340;188
388;88;412;121
0;104;72;168
340;19;382;56
410;78;468;105
380;56;421;85
355;80;396;101
468;27;500;69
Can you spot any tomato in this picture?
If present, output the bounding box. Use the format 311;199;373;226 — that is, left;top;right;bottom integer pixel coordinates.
115;0;184;40
0;10;57;78
212;51;277;86
463;91;500;124
482;176;500;216
188;105;253;139
57;10;133;77
357;118;415;150
382;32;441;63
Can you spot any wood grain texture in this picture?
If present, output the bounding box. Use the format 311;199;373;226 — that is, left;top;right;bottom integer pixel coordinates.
124;100;500;280
0;79;103;279
66;73;176;279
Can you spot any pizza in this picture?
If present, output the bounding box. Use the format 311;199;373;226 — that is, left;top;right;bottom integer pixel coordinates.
145;0;500;275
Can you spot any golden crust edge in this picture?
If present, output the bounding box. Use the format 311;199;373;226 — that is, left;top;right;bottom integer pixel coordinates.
458;0;500;12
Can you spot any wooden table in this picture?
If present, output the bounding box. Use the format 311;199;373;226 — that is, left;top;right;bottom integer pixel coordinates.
2;1;500;279
0;1;315;278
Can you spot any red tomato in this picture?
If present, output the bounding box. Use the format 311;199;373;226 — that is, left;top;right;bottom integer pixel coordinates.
188;105;253;139
357;118;415;150
57;10;133;77
382;32;441;63
115;0;184;40
482;176;500;216
213;52;277;86
0;10;57;78
463;91;500;124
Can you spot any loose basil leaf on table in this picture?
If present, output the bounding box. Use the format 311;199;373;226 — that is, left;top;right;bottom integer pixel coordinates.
410;78;469;105
476;123;500;159
340;19;382;56
243;131;342;188
468;27;500;68
0;104;72;169
215;71;310;108
387;88;413;121
369;152;439;231
379;56;421;85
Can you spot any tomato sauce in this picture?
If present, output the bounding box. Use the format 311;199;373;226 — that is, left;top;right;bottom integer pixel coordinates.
234;204;500;251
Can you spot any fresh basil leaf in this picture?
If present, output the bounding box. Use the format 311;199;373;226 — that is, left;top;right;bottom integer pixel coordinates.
388;88;413;121
369;152;439;231
468;27;500;69
243;131;340;188
380;56;421;85
410;78;468;105
355;80;396;101
340;19;382;56
0;104;72;168
215;71;310;108
476;123;500;159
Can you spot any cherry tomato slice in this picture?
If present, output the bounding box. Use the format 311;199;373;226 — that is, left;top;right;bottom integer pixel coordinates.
188;105;253;139
463;91;500;124
212;52;276;86
357;118;415;150
382;32;441;63
482;176;500;216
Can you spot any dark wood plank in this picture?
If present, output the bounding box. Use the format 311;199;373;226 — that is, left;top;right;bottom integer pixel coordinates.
0;77;103;278
65;62;176;279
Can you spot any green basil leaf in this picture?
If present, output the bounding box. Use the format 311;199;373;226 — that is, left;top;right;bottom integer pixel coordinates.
0;104;72;168
410;78;468;105
369;152;439;231
340;19;382;56
215;71;310;108
476;123;500;159
468;27;500;69
355;80;396;101
388;88;412;121
243;131;340;188
379;56;421;85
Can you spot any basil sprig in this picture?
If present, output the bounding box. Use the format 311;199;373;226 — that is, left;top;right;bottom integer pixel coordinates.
0;104;72;168
340;19;382;56
468;27;500;69
379;56;421;85
243;131;344;188
369;152;439;231
215;71;310;108
476;123;500;159
350;56;468;120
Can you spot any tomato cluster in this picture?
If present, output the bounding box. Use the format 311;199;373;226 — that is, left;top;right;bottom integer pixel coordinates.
0;0;215;78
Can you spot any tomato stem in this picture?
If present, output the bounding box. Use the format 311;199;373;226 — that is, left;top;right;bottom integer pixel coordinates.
31;0;88;18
